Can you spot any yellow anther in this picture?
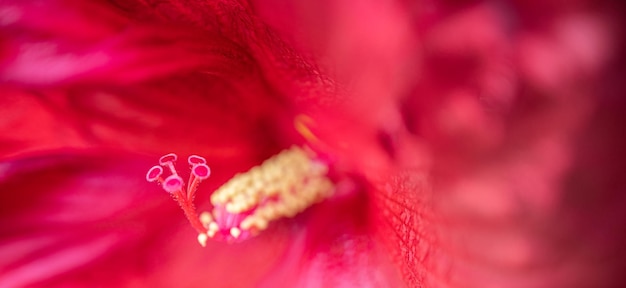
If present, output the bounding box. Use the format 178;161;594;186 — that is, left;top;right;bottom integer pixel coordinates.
197;233;208;247
241;216;268;231
293;114;319;142
207;222;219;238
230;227;241;238
257;219;268;230
204;146;334;239
256;206;273;219
199;211;213;224
225;202;235;213
240;218;253;230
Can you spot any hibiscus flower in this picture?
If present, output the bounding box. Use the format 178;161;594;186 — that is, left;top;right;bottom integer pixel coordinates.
1;0;625;287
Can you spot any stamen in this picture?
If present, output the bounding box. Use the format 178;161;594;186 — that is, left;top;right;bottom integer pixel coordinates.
294;114;320;143
199;211;213;223
200;146;334;242
207;222;219;237
230;227;242;239
197;233;208;247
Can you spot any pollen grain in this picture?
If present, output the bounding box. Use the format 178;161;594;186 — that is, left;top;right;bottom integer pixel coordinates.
202;146;334;239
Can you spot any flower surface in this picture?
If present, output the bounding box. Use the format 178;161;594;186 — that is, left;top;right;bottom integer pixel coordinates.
1;0;625;287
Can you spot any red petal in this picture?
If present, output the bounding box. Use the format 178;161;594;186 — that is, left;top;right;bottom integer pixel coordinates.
0;153;171;287
0;152;404;287
1;0;285;158
373;2;626;288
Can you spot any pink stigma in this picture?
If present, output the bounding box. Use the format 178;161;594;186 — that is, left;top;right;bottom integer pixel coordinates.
159;153;178;165
163;175;183;193
192;164;211;180
188;155;207;165
146;166;163;182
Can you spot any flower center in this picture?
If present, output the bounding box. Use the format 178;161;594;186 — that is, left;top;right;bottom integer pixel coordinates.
146;146;334;246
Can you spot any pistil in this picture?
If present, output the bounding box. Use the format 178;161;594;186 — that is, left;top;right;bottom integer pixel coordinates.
146;154;211;236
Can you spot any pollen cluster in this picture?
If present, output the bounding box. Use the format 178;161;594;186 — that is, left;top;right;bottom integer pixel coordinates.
200;146;334;241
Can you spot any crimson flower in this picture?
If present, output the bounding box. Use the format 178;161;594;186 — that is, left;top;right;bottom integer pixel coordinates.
1;0;625;287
